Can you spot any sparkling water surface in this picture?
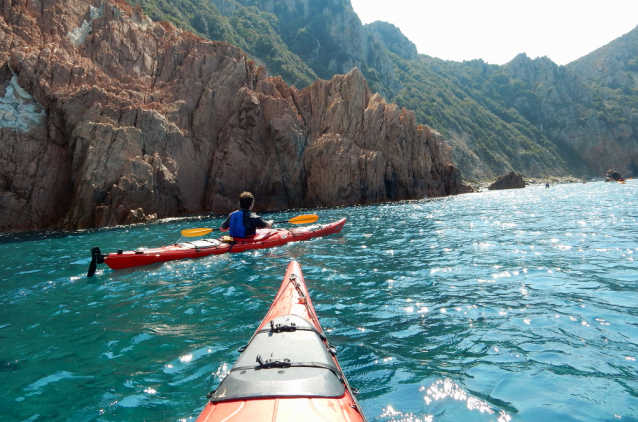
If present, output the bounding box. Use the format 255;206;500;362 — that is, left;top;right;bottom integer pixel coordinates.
1;181;637;422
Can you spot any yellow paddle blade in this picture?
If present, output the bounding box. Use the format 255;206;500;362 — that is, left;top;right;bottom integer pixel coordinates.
181;228;214;237
287;214;319;224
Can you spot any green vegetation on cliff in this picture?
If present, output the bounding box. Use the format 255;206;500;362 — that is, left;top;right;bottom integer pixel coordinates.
125;0;242;45
125;0;318;87
385;53;568;178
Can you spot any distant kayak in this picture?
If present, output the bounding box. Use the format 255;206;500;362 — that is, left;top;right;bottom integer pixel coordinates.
195;260;366;422
88;218;346;274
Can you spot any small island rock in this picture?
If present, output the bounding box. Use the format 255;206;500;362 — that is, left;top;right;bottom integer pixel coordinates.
488;171;526;190
605;169;622;181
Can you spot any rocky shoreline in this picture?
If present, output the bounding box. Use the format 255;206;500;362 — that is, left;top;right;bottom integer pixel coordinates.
466;175;599;192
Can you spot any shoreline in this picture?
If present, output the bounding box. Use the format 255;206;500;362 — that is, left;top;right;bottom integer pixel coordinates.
467;176;600;192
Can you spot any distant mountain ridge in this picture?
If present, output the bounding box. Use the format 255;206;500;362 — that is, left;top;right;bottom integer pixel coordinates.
568;24;638;87
125;0;638;180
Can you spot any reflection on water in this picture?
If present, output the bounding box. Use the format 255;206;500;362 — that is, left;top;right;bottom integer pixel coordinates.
0;181;637;421
380;405;430;422
378;378;513;422
421;379;511;422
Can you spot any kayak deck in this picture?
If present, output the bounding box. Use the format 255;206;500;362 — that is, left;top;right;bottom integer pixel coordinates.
195;260;366;422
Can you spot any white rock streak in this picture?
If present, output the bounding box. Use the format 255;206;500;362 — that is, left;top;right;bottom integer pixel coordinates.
67;2;153;46
0;71;46;131
67;3;105;45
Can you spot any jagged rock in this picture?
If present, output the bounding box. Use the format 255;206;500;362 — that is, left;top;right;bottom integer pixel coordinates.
488;171;526;190
0;0;471;232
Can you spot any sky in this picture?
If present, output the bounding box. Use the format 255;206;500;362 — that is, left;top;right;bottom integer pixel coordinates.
349;0;638;65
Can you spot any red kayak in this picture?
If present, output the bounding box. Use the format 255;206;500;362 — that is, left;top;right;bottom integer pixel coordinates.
195;260;366;422
87;218;346;275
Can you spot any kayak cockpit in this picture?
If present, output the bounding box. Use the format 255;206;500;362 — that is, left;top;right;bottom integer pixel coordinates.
176;239;223;249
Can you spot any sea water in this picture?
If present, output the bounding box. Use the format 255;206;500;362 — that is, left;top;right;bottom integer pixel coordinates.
1;181;637;422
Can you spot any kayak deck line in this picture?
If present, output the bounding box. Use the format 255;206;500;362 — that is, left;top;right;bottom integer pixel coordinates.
86;219;346;276
195;260;366;422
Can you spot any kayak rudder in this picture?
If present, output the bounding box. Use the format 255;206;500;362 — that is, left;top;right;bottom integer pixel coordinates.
87;246;105;278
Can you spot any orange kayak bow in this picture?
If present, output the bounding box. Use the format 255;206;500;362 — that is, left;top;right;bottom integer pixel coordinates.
196;260;366;422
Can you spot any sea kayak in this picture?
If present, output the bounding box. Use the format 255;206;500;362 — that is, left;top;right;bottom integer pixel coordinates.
88;218;346;274
195;260;366;422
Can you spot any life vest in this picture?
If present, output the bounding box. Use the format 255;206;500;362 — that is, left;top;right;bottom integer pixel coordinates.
229;210;247;238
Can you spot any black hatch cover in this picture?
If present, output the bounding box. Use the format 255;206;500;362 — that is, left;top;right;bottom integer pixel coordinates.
210;314;345;402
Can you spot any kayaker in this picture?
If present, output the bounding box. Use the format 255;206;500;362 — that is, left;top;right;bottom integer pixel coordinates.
220;191;273;238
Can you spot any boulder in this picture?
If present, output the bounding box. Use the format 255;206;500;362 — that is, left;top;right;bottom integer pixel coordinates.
606;169;622;181
488;171;526;190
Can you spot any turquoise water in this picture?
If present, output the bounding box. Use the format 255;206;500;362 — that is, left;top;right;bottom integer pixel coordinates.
1;181;638;422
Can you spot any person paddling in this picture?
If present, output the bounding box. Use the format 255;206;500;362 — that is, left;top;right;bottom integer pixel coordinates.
220;192;273;238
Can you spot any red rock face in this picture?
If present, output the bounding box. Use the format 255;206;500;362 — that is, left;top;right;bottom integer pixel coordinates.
0;0;470;232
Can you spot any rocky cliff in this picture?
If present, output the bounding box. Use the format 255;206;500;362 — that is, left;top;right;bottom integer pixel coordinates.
0;0;470;232
564;27;638;176
504;49;638;176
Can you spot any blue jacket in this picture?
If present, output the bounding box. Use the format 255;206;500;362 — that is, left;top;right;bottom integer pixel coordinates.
221;209;268;237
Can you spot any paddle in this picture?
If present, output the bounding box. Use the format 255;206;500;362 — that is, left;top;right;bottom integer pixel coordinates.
180;214;319;237
181;228;214;237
